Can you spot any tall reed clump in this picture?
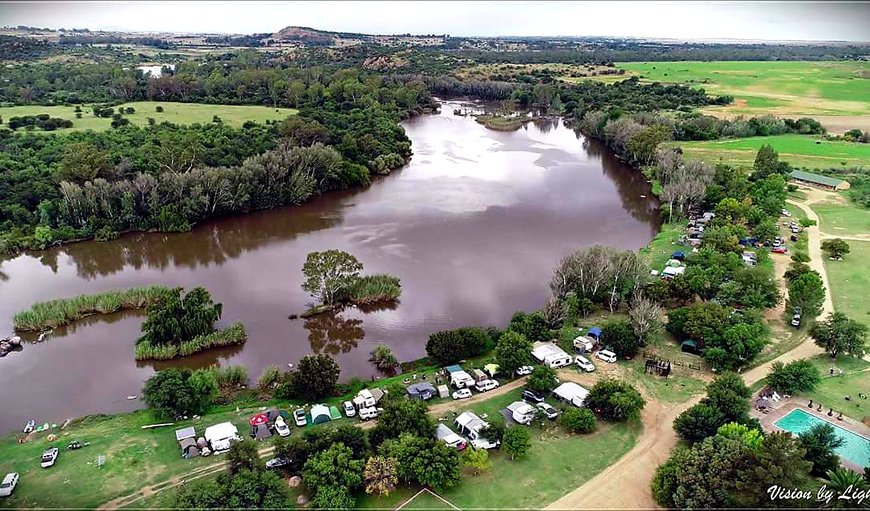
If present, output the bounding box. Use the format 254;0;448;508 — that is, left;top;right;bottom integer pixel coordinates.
134;321;246;361
13;285;171;331
347;274;402;304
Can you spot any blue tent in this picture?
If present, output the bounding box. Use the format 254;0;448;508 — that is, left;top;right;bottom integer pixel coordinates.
587;327;602;340
671;251;685;260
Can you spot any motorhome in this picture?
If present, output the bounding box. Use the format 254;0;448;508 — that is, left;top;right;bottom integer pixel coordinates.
454;411;499;449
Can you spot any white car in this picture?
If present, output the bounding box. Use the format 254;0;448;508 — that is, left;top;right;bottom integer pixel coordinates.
515;366;534;376
0;473;19;498
575;355;595;372
595;350;617;363
359;407;380;420
475;379;499;393
293;408;307;427
452;388;472;400
343;400;356;418
781;209;791;217
273;416;290;437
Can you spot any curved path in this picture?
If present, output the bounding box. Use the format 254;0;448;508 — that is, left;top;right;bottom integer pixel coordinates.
549;193;836;509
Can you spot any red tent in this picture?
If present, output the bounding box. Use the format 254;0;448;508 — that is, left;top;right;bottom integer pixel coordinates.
249;413;269;426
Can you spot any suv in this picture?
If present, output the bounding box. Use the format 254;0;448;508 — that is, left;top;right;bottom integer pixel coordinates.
522;389;545;403
266;457;291;470
273;416;290;437
575;355;595;372
475;379;499;393
40;447;59;468
452;388;472;400
595;350;617;363
515;366;534;376
343;401;356;418
293;408;307;427
0;473;19;498
359;407;380;420
537;402;559;420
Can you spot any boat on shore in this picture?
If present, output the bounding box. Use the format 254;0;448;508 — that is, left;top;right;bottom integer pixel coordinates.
22;420;35;434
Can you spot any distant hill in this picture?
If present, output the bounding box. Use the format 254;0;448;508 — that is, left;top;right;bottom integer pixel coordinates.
270;26;340;44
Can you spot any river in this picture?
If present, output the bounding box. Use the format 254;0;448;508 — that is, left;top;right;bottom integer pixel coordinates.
0;102;660;434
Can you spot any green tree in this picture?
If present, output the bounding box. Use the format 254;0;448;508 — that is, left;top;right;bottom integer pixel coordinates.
291;354;341;401
363;456;398;497
527;365;558;393
425;327;493;365
585;378;645;422
142;368;213;419
382;434;460;491
601;319;641;358
370;344;397;370
753;144;789;179
671;435;752;509
799;423;845;477
811;312;868;359
626;124;671;165
227;438;263;475
716;422;764;452
508;311;550;343
56;142;112;183
495;330;533;376
370;397;434;446
821;238;851;259
825;468;870;508
752;218;779;242
561;407;596;434
766;359;821;394
502;426;532;460
674;403;726;443
788;271;826;320
176;469;290;509
736;432;811;507
703;372;752;424
301;249;363;306
302;443;364;494
311;484;356;510
139;287;222;346
651;450;684;508
187;368;219;412
461;447;492;475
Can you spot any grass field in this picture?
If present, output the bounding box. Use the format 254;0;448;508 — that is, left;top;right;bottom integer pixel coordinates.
670;134;870;170
824;240;870;323
813;203;870;237
0;101;297;132
615;61;870;122
803;355;870;422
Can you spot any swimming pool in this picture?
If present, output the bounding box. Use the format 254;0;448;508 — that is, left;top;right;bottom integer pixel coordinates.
775;408;870;467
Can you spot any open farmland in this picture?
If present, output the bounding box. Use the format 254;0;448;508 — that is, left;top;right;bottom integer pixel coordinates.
669;134;870;170
615;61;870;132
0;101;297;132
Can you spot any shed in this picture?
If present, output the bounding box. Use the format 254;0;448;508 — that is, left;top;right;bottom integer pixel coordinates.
310;404;331;425
175;426;196;442
437;384;450;398
790;170;850;191
681;339;699;355
587;327;602;340
407;382;437;400
471;369;487;382
483;363;500;378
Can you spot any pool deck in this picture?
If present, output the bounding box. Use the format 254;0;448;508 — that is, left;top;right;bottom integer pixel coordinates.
752;395;870;471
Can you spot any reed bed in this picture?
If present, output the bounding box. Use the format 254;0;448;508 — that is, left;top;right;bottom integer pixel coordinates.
134;321;246;361
13;285;171;331
347;274;402;304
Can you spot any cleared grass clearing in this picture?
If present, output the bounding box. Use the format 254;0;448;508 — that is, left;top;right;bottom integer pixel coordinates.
615;61;869;120
670;134;870;170
0;101;297;132
803;355;870;422
824;239;870;322
813;203;870;238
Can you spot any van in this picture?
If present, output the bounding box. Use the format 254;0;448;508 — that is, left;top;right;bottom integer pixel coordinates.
358;407;379;421
595;350;617;363
575;355;595;372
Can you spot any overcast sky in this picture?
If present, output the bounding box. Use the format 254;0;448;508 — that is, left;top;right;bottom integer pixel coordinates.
1;1;868;42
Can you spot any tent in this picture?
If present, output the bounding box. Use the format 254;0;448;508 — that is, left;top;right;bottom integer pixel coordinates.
483;363;500;378
329;406;342;420
671;251;685;260
204;422;239;453
587;327;602;340
179;437;200;458
249;413;269;426
310;404;331;425
175;426;196;442
681;339;699;354
407;382;437;400
252;423;272;440
265;409;282;423
445;364;463;374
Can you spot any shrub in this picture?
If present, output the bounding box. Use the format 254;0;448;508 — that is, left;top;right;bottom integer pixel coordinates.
766;359;820;394
585;378;645;421
561;407;596;434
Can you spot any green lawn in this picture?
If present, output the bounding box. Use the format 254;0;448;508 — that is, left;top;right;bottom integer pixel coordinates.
0;101;297;132
802;355;870;422
670;135;870;171
639;221;687;272
616;61;870;117
813;203;870;238
824;239;870;323
360;388;641;510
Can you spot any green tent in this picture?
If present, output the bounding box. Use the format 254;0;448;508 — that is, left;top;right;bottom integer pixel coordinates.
310;404;331;425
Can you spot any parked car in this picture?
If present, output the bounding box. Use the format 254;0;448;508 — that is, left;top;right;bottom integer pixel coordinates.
265;457;292;470
436;424;467;451
452;388;472;400
293;408;307;427
521;389;545;403
342;401;356;418
0;473;19;498
475;379;499;393
40;447;59;468
575;355;595;372
515;366;534;376
791;316;801;327
537;402;559;420
781;209;791;217
358;407;380;420
772;246;788;254
595;350;617;363
790;234;799;242
273;416;290;437
791;226;801;234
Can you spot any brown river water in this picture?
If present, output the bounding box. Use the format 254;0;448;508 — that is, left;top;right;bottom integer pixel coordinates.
0;102;660;434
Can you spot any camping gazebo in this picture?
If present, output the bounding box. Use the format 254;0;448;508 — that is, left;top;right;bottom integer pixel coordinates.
587;327;602;341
